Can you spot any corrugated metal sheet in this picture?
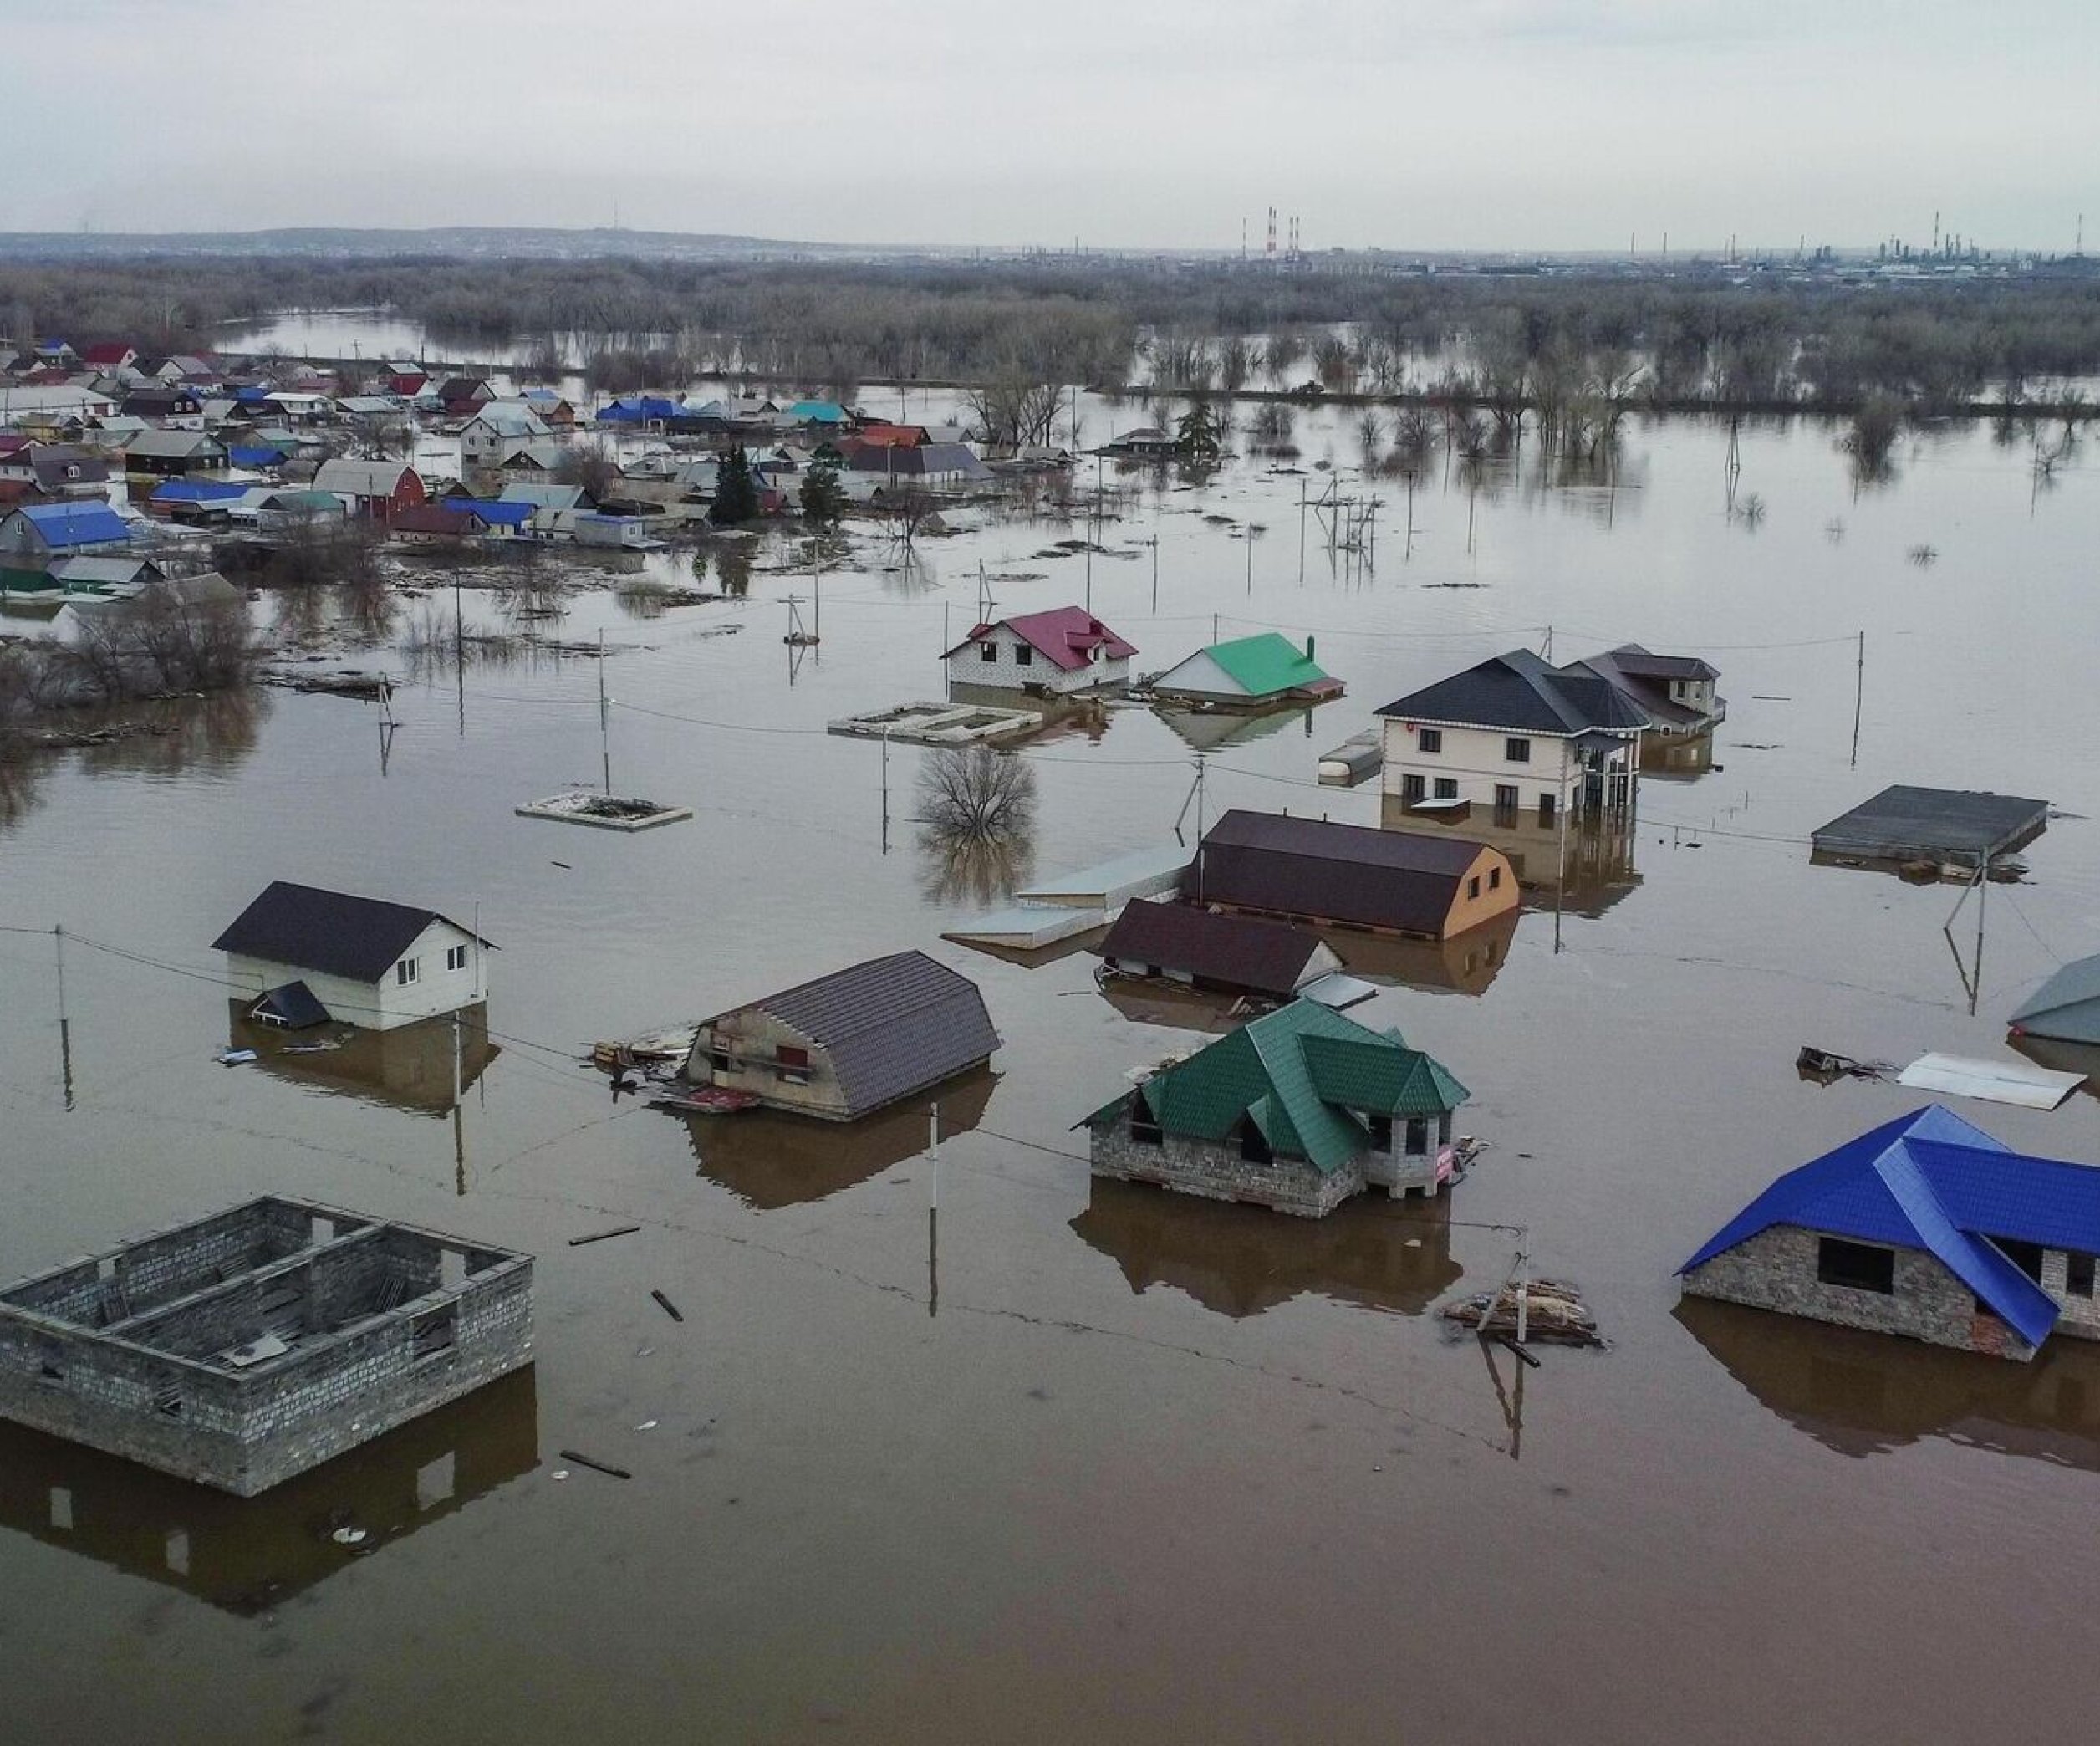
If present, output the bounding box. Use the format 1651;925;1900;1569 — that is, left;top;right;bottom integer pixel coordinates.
1897;1053;2085;1110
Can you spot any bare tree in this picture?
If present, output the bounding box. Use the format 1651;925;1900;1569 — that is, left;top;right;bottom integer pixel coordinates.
916;743;1037;842
962;372;1065;450
556;436;622;503
875;486;940;557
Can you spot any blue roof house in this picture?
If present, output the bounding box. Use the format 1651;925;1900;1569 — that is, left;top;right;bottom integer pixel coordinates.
1679;1105;2100;1360
0;502;132;559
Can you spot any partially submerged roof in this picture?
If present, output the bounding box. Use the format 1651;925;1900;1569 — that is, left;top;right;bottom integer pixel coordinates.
1080;999;1467;1176
714;949;998;1114
251;981;331;1029
944;606;1137;672
1015;845;1190;909
1680;1105;2100;1347
1378;646;1650;735
1812;785;2049;865
213;881;491;984
1190;809;1496;935
1101;900;1329;998
1159;632;1337;700
2011;954;2100;1046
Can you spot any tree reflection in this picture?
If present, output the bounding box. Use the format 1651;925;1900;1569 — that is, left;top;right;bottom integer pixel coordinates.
916;743;1038;903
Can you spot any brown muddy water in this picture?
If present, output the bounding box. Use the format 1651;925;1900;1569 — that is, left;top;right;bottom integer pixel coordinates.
2;405;2097;1743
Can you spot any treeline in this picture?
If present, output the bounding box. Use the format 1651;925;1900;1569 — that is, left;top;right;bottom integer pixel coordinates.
4;253;2099;411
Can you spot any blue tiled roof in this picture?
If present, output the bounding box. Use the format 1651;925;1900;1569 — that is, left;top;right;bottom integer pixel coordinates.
228;445;285;467
151;479;249;503
1679;1106;2100;1345
442;497;533;528
12;503;130;546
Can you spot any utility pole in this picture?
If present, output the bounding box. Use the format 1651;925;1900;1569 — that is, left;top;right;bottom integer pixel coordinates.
453;564;465;737
54;924;73;1113
1851;630;1864;767
880;725;891;853
452;1009;466;1197
927;1101;940;1318
597;630;611;795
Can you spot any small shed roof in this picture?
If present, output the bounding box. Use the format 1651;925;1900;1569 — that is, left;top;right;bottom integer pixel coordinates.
1100;901;1328;998
1812;785;2049;865
2011;955;2100;1046
213;881;492;986
1190;809;1493;936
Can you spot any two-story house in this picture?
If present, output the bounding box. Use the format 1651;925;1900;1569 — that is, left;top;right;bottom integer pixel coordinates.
942;606;1137;697
1571;644;1725;739
1376;648;1649;827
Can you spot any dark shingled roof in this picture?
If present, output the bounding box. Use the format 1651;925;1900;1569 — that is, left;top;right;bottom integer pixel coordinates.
1100;900;1328;998
1377;647;1650;735
1812;785;2049;863
731;949;999;1117
1189;810;1496;936
213;881;490;983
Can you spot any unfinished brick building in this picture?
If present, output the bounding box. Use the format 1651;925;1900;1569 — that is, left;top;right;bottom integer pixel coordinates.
0;1197;533;1496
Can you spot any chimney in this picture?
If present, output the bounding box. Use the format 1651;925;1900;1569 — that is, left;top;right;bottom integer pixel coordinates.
1305;635;1316;663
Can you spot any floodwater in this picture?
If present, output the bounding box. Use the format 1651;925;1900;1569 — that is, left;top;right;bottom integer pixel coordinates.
3;400;2098;1743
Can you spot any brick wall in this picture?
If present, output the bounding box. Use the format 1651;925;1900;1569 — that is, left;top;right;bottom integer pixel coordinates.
1682;1223;2037;1360
1091;1122;1364;1218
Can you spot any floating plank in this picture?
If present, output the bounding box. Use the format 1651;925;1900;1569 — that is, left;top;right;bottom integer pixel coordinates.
1896;1051;2085;1110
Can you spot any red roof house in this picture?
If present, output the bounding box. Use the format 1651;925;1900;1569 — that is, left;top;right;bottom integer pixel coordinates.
942;606;1138;696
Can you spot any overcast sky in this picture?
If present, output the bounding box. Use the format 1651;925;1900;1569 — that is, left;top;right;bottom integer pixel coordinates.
17;0;2098;252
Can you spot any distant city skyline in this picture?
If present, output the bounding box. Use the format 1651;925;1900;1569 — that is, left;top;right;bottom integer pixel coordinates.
13;0;2097;255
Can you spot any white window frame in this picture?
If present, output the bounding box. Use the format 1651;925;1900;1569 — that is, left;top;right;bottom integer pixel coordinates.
396;957;420;987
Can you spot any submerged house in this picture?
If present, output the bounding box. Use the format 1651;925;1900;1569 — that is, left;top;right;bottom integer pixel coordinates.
1376;647;1648;822
942;606;1137;696
1078;999;1469;1217
682;949;999;1122
1189;809;1518;942
212;881;494;1033
2011;956;2100;1046
1098;900;1342;1000
0;1197;533;1495
309;459;427;525
1571;644;1725;738
1679;1105;2100;1361
1149;633;1341;708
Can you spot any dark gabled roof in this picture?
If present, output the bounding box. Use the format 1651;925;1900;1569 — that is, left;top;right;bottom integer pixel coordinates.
1599;643;1718;682
1377;647;1650;735
1681;1105;2100;1348
1189;809;1495;935
1100;900;1325;998
212;881;490;983
726;949;999;1116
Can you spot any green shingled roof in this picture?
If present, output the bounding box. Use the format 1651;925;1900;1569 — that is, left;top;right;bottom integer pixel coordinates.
1081;999;1468;1176
1205;632;1332;697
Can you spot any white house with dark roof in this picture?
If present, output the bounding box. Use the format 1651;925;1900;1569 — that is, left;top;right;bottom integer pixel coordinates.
682;949;999;1121
1376;648;1649;826
212;881;493;1032
1570;644;1725;738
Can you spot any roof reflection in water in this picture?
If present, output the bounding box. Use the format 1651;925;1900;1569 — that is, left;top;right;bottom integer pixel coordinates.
1069;1177;1463;1320
1675;1296;2100;1468
2007;1034;2100;1104
683;1065;996;1210
228;1001;500;1118
0;1366;538;1615
1154;702;1320;755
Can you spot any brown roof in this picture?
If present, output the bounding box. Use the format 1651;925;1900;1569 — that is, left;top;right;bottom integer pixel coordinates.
1099;900;1326;997
1188;809;1492;935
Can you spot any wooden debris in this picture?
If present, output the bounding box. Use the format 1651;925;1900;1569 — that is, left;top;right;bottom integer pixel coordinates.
650;1289;685;1323
1441;1279;1600;1346
558;1449;632;1480
567;1225;641;1248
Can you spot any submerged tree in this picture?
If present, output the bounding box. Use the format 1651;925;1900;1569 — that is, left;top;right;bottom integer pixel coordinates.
1175;399;1222;461
917;743;1038;845
711;445;759;525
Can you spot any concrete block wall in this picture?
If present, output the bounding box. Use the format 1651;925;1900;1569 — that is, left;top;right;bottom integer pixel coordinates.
1091;1123;1365;1218
1682;1224;2036;1359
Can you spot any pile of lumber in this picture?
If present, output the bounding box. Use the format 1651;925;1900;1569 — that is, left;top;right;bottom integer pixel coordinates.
1441;1279;1600;1346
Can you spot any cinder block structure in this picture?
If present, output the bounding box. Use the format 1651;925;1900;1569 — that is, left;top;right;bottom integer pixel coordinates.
0;1198;533;1495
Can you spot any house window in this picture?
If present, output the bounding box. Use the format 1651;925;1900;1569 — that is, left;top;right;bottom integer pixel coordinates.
1538;792;1557;824
1467;876;1481;899
1129;1094;1163;1147
709;1050;731;1075
2069;1253;2096;1299
1506;737;1531;764
1013;642;1033;667
1434;778;1459;800
1489;866;1502;891
980;641;997;662
1817;1238;1895;1294
1404;1117;1430;1156
446;945;468;973
1400;773;1425;804
396;957;419;986
775;1044;813;1085
1239;1120;1272;1165
1997;1238;2046;1283
1417;728;1442;754
1366;1115;1393;1154
1494;784;1519;818
410;1307;456;1361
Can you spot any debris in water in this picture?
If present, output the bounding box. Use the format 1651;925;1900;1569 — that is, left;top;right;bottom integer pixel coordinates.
217;1049;257;1067
1442;1279;1600;1345
650;1289;685;1323
516;792;694;831
558;1450;632;1480
1796;1045;1891;1085
329;1527;368;1546
568;1224;641;1248
551;1469;570;1481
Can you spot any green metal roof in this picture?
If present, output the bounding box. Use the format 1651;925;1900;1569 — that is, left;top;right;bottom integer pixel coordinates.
1204;632;1332;697
1081;998;1467;1176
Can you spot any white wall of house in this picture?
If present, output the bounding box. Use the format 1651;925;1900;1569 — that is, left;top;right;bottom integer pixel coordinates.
1151;650;1250;701
948;630;1128;696
690;1008;854;1119
223;921;486;1032
1379;719;1637;816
